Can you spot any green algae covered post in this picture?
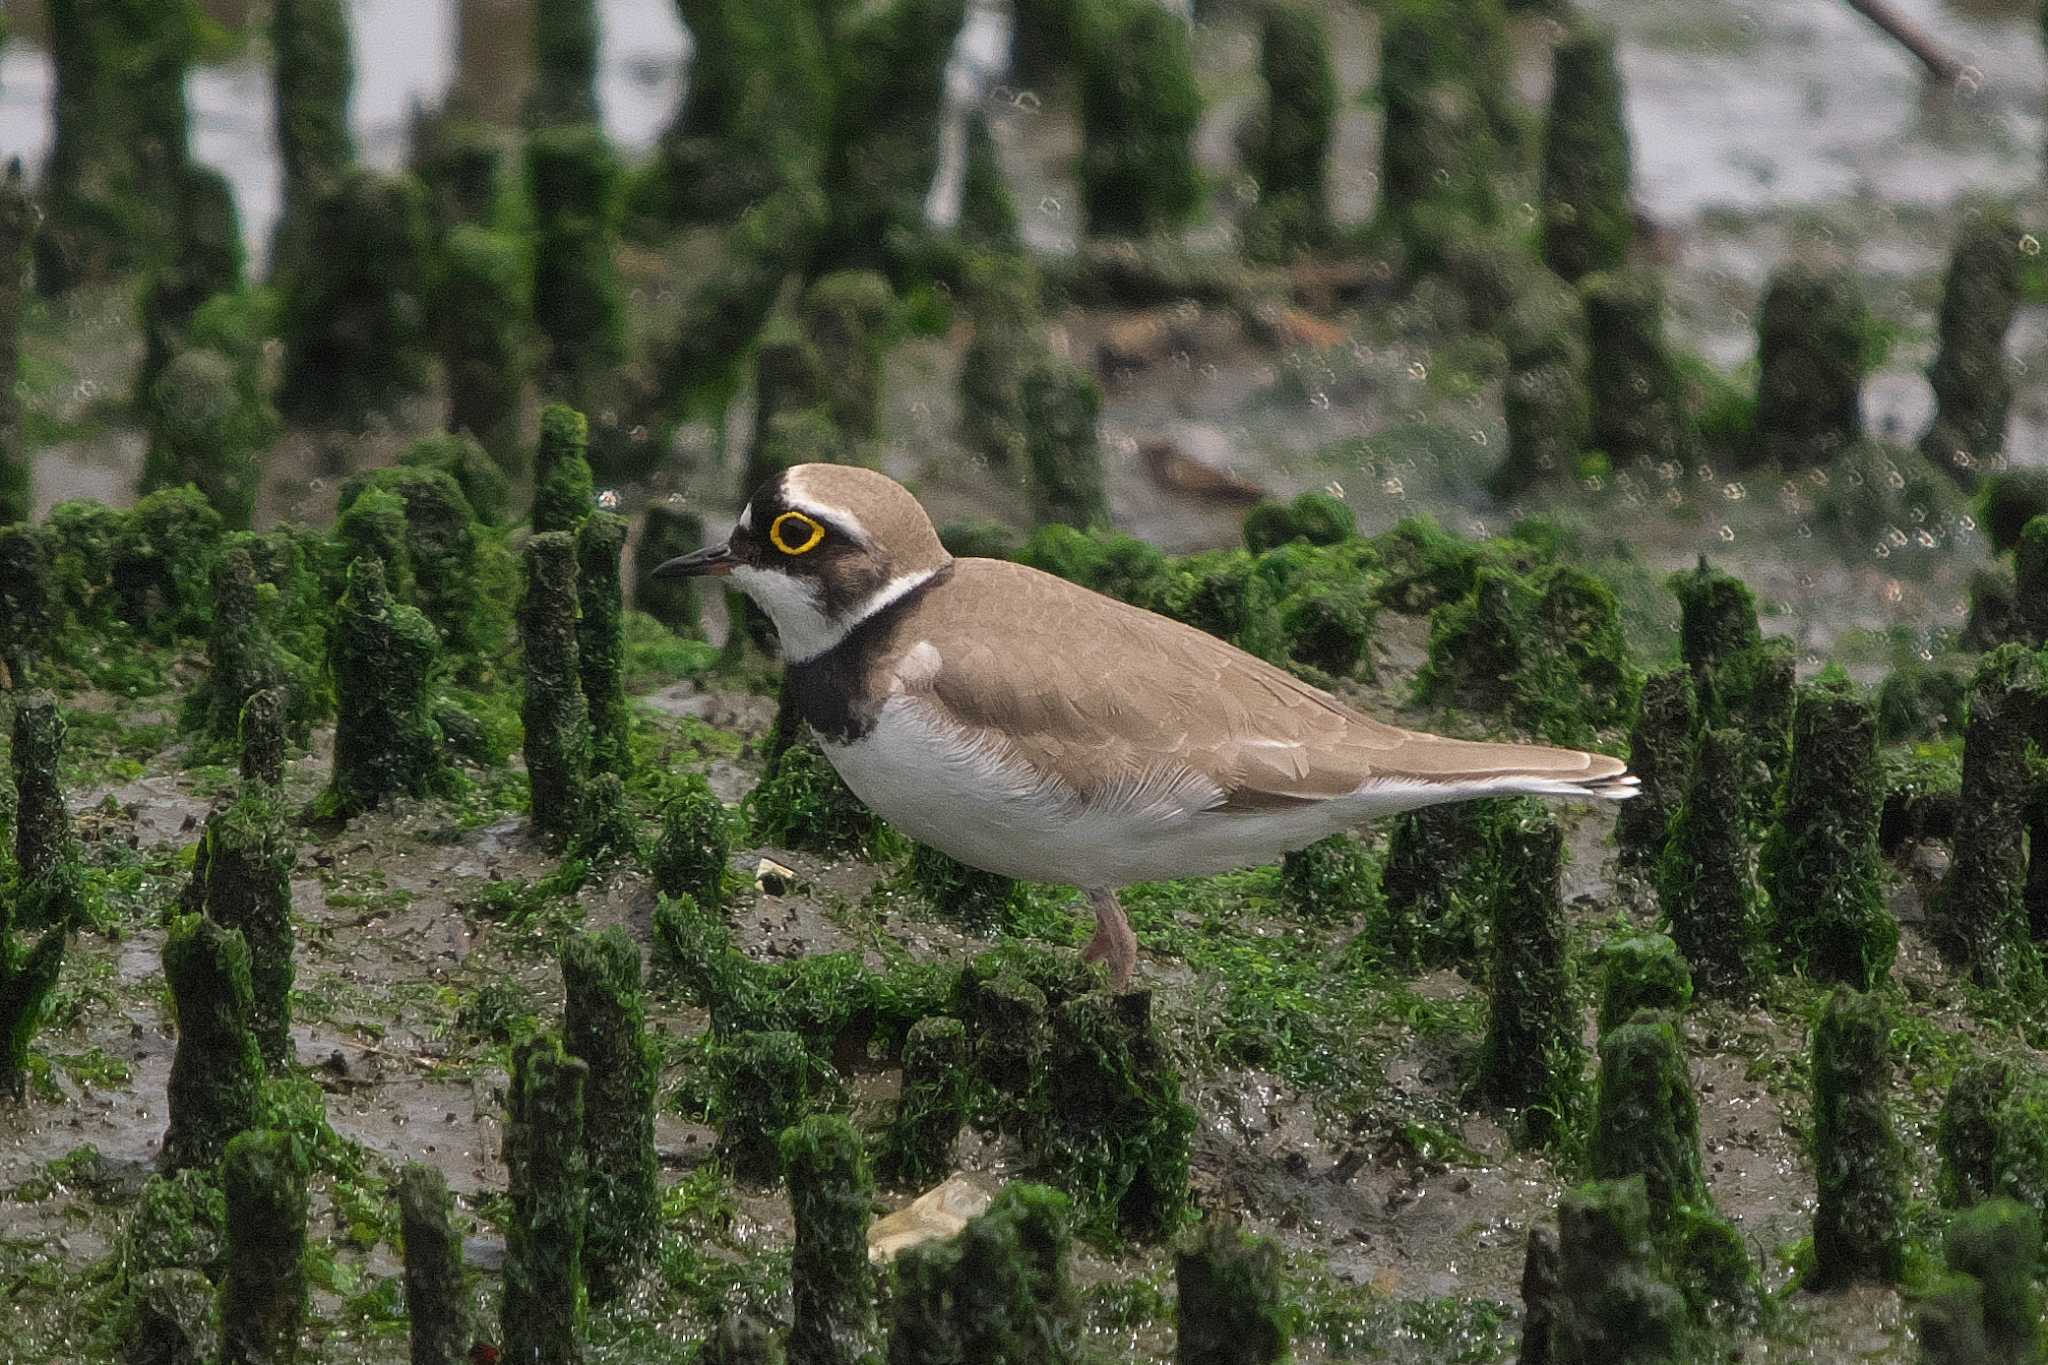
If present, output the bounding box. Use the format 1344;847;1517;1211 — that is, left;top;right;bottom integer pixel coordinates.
1078;0;1202;239
161;915;264;1173
0;161;31;527
397;1162;471;1365
1174;1216;1292;1364
889;1014;970;1185
575;511;631;780
783;1114;877;1365
1616;668;1696;874
1595;933;1693;1036
1044;989;1196;1240
1382;801;1489;970
533;404;598;537
187;790;297;1072
271;0;356;279
278;170;433;428
0;866;67;1102
634;503;706;637
1244;2;1336;261
501;1035;590;1365
136;164;245;407
1933;644;2047;994
1021;359;1108;530
718;1030;819;1181
138;346;270;531
800;271;895;444
1658;728;1760;1001
1921;210;2022;487
1589;1011;1707;1230
1490;282;1593;500
1753;264;1873;469
1761;679;1894;989
219;1129;308;1365
322;558;450;818
650;774;732;910
521;531;593;841
1539;21;1633;284
561;927;660;1301
187;546;289;750
1547;1178;1688;1363
437;224;532;477
1809;987;1906;1288
529;0;601;129
12;692;73;887
1478;804;1581;1144
1938;1059;2014;1209
1582;270;1693;471
528;125;627;409
2017;516;2048;649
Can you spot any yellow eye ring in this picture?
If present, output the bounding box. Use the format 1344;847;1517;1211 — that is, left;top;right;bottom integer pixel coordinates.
769;511;826;556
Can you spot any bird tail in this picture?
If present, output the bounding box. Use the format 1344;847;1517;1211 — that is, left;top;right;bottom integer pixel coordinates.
1371;733;1639;803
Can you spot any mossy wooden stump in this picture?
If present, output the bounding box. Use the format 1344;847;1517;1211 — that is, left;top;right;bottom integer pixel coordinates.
321;558;450;818
1477;805;1581;1144
1539;20;1633;284
889;1015;970;1184
783;1114;877;1365
501;1035;589;1365
397;1162;470;1365
1920;210;2022;487
160;915;265;1173
561;927;659;1301
185;790;297;1071
219;1130;309;1365
1658;728;1760;1001
1616;667;1696;873
1809;988;1906;1287
1175;1216;1292;1364
521;531;593;842
1753;264;1871;469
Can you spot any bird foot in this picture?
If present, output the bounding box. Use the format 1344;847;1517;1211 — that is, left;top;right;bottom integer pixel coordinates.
1081;893;1138;991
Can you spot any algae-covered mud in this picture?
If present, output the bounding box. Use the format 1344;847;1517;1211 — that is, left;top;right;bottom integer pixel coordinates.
3;0;2048;1362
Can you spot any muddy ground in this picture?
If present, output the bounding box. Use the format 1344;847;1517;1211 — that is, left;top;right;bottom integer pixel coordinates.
4;0;2048;1361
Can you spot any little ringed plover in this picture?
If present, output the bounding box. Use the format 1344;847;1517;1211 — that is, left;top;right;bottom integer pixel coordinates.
656;464;1637;989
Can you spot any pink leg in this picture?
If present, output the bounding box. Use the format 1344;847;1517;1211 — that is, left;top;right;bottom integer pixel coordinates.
1079;888;1139;991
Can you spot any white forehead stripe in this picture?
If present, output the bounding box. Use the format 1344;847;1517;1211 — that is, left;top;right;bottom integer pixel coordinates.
736;504;753;530
779;467;872;545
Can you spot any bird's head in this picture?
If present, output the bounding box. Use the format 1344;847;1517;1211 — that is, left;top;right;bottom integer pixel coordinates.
654;464;952;662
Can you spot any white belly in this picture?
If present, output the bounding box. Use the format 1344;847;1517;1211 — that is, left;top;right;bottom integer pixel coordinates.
817;697;1475;888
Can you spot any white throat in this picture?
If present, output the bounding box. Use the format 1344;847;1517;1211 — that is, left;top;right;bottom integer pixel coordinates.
732;565;942;664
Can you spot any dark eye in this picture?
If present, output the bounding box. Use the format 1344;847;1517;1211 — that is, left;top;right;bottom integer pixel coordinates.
769;511;826;556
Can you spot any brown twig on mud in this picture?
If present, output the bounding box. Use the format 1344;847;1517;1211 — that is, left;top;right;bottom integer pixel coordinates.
1841;0;1965;84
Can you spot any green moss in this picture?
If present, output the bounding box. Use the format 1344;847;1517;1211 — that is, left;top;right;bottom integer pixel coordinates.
903;842;1017;933
1918;1272;1991;1365
532;403;597;536
1242;490;1354;553
184;788;296;1071
634;503;707;637
182;546;301;753
11;692;74;887
1921;210;2022;487
118;1169;227;1288
218;1129;308;1365
1489;281;1592;499
1582;270;1692;469
1596;934;1692;1035
0;524;53;683
161;915;265;1173
136;163;246;407
521;531;593;841
1043;990;1195;1242
561;927;660;1301
1809;988;1906;1288
1245;2;1336;261
1590;1011;1706;1231
332;485;412;602
401;432;512;529
1938;1059;2013;1209
1477;803;1582;1146
1664;1204;1760;1332
1980;471;2048;553
0;864;67;1101
957;254;1044;470
1877;660;1967;743
501;1035;589;1364
320;558;451;819
1932;645;2047;995
575;511;630;779
138;352;270;535
1657;728;1760;1001
1077;0;1201;239
36;0;196;294
1375;0;1507;265
957;111;1019;251
1021;358;1108;530
270;0;355;277
1615;668;1695;873
1380;800;1492;971
1943;1199;2042;1364
1809;440;1963;553
2015;516;2048;649
410;109;507;240
815;0;962;274
801;271;895;442
436;225;531;476
888;1015;970;1186
112;485;224;642
1988;1076;2048;1232
1753;264;1872;469
118;1266;218;1365
716;1030;823;1181
1539;22;1632;283
1277;834;1378;928
396;1163;470;1365
1760;680;1893;989
277;169;434;427
783;1114;877;1365
528;124;627;407
528;0;598;126
703;1311;788;1365
1175;1216;1293;1363
1415;563;1638;746
0;164;36;525
650;774;732;911
747;738;896;860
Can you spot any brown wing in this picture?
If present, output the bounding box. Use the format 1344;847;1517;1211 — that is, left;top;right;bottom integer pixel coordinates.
894;559;1625;811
